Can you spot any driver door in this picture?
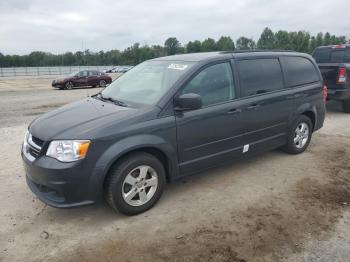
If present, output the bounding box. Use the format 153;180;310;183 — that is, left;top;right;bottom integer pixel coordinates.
175;61;243;175
75;71;89;86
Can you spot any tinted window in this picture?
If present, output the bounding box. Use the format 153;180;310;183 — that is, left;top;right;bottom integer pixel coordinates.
182;62;235;107
237;58;283;97
313;47;348;63
78;71;88;77
88;71;97;76
330;50;345;62
313;48;330;63
282;56;319;87
345;49;350;63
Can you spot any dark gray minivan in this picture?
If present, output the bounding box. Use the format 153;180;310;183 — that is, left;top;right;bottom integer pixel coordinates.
22;51;326;215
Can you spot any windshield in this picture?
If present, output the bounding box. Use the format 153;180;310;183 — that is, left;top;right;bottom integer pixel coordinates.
101;60;195;105
68;71;79;77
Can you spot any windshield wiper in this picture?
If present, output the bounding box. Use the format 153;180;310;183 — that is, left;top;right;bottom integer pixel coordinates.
95;93;128;107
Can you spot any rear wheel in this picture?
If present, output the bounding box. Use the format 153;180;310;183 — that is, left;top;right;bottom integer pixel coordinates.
343;99;350;113
65;81;73;90
283;115;313;154
99;79;107;87
105;152;166;215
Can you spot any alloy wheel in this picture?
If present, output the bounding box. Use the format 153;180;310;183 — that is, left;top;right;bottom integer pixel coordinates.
294;122;309;149
99;80;106;87
122;165;158;207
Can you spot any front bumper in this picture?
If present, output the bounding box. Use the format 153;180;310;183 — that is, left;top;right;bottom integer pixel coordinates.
22;153;96;208
52;81;64;88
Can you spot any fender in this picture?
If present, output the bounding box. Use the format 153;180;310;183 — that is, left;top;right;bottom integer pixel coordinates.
87;134;179;200
289;102;317;128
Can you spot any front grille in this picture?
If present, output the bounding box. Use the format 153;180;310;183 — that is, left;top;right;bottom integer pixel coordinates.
25;133;45;160
29;145;40;158
31;136;44;147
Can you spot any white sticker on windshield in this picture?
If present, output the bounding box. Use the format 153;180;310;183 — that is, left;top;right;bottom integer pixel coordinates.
168;64;188;70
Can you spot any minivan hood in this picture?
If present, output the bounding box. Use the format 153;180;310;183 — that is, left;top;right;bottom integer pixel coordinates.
29;97;140;141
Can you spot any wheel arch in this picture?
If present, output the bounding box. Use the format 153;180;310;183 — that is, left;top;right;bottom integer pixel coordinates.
88;135;178;200
301;110;316;130
291;103;317;131
103;146;173;189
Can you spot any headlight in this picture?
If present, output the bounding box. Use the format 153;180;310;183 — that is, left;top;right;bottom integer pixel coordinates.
46;140;90;162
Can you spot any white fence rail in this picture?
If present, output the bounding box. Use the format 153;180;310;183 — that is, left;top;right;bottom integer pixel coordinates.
0;66;123;77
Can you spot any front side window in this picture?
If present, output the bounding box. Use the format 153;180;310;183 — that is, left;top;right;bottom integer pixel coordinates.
101;60;194;106
78;71;88;77
88;71;98;76
237;58;284;97
181;62;235;107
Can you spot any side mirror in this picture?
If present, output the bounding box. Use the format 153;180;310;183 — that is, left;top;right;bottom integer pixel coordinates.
174;93;202;111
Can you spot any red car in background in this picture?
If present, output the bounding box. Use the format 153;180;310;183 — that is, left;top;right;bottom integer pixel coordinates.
52;70;112;90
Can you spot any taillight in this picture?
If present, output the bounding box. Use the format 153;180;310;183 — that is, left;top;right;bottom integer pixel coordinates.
332;45;346;49
322;84;328;102
337;67;347;84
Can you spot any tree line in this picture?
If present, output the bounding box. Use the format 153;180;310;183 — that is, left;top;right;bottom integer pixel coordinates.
0;27;347;67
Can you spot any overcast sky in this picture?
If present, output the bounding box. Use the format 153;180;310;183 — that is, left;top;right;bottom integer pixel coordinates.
1;0;349;55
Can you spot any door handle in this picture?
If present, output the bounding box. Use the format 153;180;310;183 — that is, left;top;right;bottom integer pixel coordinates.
227;108;242;114
246;104;260;110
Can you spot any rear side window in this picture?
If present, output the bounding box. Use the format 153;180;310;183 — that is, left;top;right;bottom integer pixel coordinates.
282;57;319;87
237;58;284;97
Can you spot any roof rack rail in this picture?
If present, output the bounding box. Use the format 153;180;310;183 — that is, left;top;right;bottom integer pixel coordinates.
220;49;295;54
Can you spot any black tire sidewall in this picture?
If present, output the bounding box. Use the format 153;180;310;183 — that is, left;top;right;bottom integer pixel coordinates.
286;115;313;154
107;153;166;215
99;80;106;87
343;99;350;113
65;82;73;89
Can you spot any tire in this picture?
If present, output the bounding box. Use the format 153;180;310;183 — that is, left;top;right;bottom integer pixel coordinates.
99;79;107;87
283;115;313;154
65;81;73;90
343;99;350;113
105;152;166;215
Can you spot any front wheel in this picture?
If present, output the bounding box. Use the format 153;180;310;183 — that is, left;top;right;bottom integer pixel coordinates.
343;99;350;113
65;81;73;90
99;79;107;87
283;115;313;154
105;152;166;215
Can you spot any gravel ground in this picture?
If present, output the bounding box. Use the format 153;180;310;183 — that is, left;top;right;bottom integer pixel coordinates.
0;77;349;262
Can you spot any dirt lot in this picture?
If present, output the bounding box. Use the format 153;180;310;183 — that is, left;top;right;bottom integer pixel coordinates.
0;77;349;262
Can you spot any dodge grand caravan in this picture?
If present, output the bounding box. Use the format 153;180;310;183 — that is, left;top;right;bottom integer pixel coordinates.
22;51;326;215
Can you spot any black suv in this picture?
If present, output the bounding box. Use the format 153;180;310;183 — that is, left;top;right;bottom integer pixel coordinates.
313;45;350;112
22;51;326;215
